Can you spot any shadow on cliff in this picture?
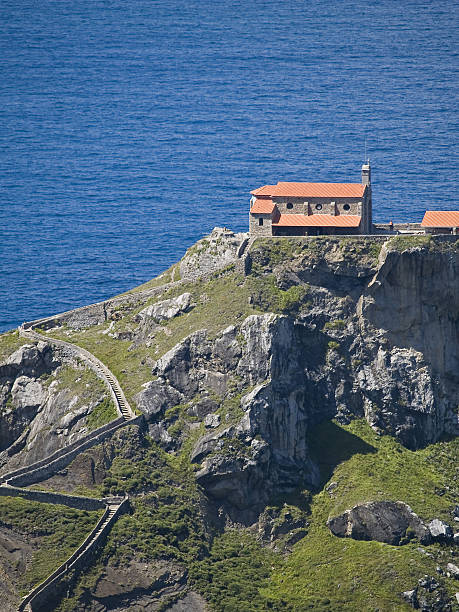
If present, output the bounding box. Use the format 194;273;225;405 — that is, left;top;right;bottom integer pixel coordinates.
308;420;377;489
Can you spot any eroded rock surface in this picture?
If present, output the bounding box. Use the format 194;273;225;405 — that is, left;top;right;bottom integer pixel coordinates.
69;559;188;612
0;342;112;474
179;227;248;281
133;241;459;516
327;501;431;545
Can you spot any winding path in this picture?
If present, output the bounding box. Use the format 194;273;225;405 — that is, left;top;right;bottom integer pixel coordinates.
1;321;144;611
19;325;135;420
17;495;129;612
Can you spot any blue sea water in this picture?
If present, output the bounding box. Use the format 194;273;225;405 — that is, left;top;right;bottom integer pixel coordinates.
1;0;458;332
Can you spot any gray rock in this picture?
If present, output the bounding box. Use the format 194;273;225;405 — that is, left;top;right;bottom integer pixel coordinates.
446;563;459;579
187;397;218;419
179;227;248;282
327;501;431;545
168;591;208;612
190;427;234;464
453;532;459;545
134;380;183;420
11;376;46;411
418;575;440;592
148;422;173;448
402;588;418;607
258;506;309;550
136;292;192;323
428;519;453;541
127;239;459;518
204;413;220;428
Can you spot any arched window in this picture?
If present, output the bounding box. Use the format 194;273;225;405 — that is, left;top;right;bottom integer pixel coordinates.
258;218;264;226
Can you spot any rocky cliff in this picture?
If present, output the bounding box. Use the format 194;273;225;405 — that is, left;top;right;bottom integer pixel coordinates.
0;229;458;611
130;233;459;519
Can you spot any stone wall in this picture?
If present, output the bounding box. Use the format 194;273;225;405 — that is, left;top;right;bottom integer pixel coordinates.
273;196;363;216
18;497;129;611
19;282;178;333
1;416;144;487
249;213;274;237
0;484;105;510
373;222;424;234
19;327;136;420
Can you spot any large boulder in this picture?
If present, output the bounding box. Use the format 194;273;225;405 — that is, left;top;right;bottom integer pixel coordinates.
428;519;453;542
327;501;431;545
136;292;192;323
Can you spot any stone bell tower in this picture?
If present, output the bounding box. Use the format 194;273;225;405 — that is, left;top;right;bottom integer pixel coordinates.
361;159;371;186
361;160;372;233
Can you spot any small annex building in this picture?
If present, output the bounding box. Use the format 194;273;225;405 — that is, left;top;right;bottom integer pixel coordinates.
421;211;459;235
250;162;372;236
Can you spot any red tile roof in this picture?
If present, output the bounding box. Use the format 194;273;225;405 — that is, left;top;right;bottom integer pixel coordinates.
251;185;277;196
421;210;459;227
250;199;276;214
272;214;361;228
251;182;366;199
273;183;365;198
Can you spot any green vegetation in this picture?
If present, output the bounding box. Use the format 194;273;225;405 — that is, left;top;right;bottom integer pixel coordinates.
46;270;258;402
251;238;303;266
100;439;208;564
323;319;346;330
0;330;30;362
189;530;280;612
55;364;117;426
338;236;383;264
262;419;458;611
86;396;118;430
24;415;459;611
8;235;458;611
247;273;309;314
47;327;154;404
0;496;102;595
308;419;457;519
251;236;382;270
387;234;432;252
387;234;459;254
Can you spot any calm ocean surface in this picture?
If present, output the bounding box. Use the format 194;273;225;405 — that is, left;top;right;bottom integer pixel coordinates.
1;0;458;331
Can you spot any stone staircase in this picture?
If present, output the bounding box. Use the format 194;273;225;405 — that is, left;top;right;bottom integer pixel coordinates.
18;326;135;421
18;496;129;612
0;320;146;610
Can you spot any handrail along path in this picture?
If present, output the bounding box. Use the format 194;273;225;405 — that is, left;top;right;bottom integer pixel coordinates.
2;320;142;611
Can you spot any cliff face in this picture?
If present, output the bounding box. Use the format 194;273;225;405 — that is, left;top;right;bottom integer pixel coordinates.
358;243;458;446
0;341;116;473
130;234;459;517
0;230;458;612
2;233;458;515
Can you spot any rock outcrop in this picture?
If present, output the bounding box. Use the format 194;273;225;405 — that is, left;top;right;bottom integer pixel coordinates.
0;343;113;473
327;501;431;545
179;227;248;281
1;233;458;612
132;238;459;516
